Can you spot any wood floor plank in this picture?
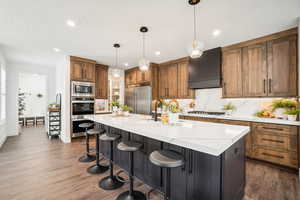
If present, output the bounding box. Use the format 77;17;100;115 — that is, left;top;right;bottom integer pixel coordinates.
0;127;299;200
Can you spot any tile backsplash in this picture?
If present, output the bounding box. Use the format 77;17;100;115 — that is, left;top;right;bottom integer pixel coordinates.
175;88;280;117
95;99;109;111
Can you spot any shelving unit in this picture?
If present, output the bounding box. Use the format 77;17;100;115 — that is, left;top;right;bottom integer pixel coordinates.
47;110;61;139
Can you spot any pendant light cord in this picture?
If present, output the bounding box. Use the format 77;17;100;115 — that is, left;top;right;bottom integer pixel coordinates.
115;47;118;67
142;33;146;58
193;5;197;41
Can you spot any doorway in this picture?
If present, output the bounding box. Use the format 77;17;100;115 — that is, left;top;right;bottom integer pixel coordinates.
18;73;47;131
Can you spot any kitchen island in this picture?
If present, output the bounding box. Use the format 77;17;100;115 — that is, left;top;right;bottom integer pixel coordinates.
85;114;250;200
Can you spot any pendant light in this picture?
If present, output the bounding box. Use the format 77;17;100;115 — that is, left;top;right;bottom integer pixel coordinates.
188;0;204;59
113;43;120;78
138;26;150;71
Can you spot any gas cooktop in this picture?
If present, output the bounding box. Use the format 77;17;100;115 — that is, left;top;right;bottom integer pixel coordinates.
187;111;225;116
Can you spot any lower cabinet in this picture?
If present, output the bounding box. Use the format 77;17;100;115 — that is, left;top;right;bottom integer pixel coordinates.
97;124;246;200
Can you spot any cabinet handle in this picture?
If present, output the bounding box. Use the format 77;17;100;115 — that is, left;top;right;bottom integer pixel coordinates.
262;152;284;159
261;138;284;144
223;82;226;96
262;127;284;131
269;79;272;93
188;150;193;174
263;79;266;93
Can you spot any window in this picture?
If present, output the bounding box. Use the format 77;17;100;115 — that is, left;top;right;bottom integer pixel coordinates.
0;64;6;123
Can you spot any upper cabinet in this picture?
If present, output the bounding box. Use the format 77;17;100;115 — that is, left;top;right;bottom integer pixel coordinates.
267;35;297;97
70;56;96;82
125;64;159;100
158;58;195;99
222;28;298;98
222;48;243;98
95;64;108;99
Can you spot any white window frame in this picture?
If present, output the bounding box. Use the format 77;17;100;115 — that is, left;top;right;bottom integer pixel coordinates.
0;63;6;125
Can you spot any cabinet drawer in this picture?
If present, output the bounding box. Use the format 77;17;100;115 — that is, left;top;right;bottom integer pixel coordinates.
183;116;219;123
219;120;250;126
253;123;297;136
254;134;297;152
252;147;298;168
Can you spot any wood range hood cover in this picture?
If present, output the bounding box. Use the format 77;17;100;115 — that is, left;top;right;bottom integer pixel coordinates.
188;47;222;89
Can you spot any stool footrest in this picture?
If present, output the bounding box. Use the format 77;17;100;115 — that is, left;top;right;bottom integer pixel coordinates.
115;170;129;183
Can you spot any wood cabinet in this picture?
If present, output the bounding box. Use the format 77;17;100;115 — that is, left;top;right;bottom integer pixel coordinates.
242;43;268;97
70;56;96;82
222;28;298;98
95;64;108;99
178;62;195;99
267;35;298;97
251;123;298;168
125;69;137;86
182;115;299;169
125;64;159;100
222;49;243;97
158;58;195;99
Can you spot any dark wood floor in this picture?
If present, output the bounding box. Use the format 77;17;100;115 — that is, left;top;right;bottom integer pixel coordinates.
0;127;299;200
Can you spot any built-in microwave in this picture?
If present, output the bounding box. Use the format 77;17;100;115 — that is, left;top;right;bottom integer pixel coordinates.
71;81;95;97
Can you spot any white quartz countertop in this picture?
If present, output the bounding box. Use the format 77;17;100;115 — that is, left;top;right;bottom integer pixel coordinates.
85;114;250;156
180;113;300;126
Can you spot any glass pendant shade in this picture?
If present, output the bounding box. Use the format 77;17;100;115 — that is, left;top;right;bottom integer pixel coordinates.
138;58;150;71
188;40;203;59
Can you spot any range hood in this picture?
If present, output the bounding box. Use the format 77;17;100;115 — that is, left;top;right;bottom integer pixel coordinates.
188;47;221;89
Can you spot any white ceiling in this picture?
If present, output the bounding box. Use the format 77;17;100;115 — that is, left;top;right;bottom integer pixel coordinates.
0;0;299;69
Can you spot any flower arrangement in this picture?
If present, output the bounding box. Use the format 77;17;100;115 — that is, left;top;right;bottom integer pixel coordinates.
271;99;297;111
223;103;236;111
121;105;133;112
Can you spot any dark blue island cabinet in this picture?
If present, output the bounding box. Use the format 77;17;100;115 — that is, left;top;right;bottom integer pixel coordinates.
96;123;246;200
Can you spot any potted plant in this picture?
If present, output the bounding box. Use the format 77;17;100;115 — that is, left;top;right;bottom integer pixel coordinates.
271;99;297;119
121;105;133;116
109;100;120;115
223;103;236;116
168;104;182;124
285;109;299;121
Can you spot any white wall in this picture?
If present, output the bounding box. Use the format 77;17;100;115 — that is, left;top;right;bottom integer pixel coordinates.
0;47;7;147
19;73;47;117
6;63;56;136
55;56;71;143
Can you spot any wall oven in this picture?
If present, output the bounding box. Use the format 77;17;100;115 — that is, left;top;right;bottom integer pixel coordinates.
71;97;94;137
71;81;95;97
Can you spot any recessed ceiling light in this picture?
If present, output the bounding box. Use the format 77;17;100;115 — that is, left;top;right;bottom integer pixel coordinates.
212;29;221;37
124;63;129;67
53;48;61;52
155;51;161;56
66;20;76;27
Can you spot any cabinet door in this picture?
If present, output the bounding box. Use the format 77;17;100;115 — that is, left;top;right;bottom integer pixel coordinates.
159;66;168;98
129;70;137;85
163;143;188;200
83;63;95;82
267;35;297;97
136;69;143;83
167;64;178;98
242;43;268;97
95;66;108;99
145;138;162;189
222;49;243;97
187;150;221;200
71;61;84;81
177;62;195;99
131;134;146;181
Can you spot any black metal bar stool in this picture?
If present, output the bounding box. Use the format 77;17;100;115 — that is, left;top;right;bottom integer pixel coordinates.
86;128;109;174
116;141;146;200
148;150;184;200
78;123;96;163
98;132;124;190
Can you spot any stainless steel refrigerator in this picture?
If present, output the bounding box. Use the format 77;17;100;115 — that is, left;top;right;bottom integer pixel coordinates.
125;86;152;115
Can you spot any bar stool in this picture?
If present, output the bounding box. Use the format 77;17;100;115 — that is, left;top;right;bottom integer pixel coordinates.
86;128;109;174
99;132;124;190
148;150;184;200
78;123;96;163
116;141;147;200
